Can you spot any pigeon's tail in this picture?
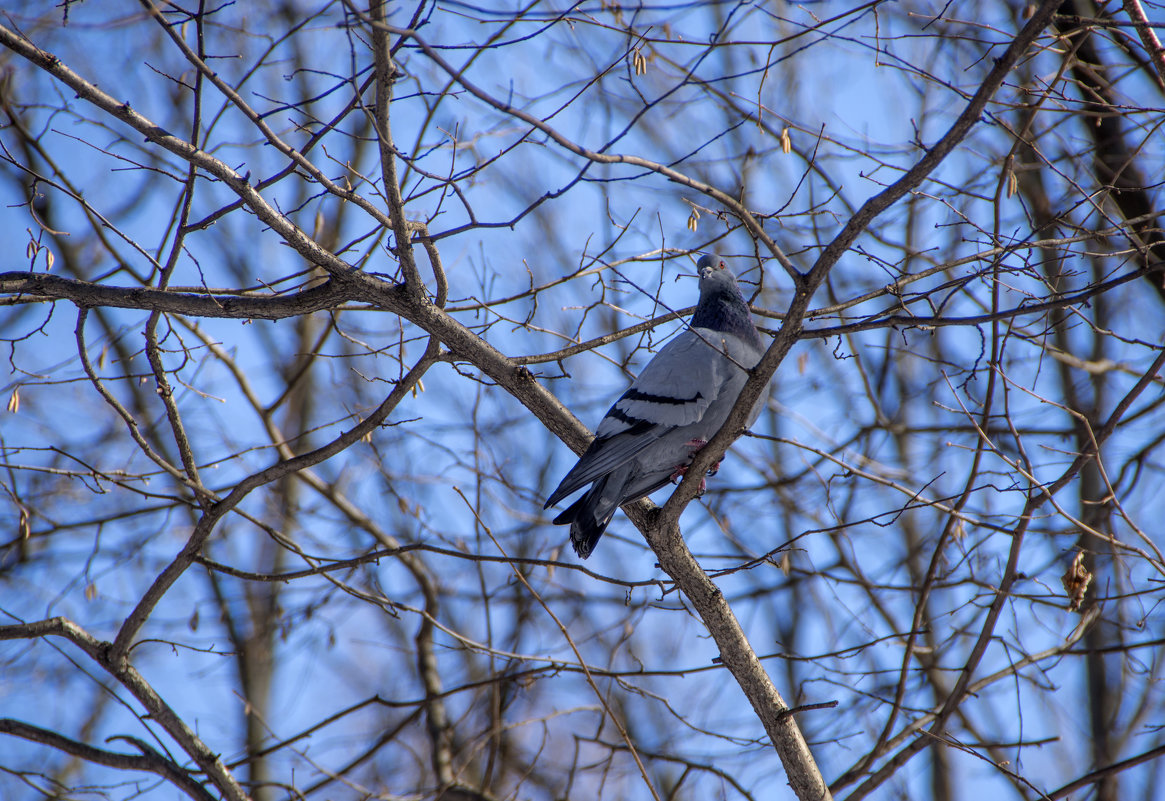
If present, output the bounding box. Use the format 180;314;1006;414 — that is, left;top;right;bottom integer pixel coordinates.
551;477;619;559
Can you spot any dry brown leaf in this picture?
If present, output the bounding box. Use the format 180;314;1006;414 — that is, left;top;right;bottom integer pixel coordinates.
1061;550;1092;612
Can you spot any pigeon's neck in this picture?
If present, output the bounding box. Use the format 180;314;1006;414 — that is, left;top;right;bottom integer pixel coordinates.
691;285;761;347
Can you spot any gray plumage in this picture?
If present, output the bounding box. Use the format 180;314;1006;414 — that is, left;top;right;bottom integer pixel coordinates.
544;255;766;558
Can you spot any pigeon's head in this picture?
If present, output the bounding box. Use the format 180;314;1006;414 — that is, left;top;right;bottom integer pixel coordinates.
695;254;743;299
690;255;761;345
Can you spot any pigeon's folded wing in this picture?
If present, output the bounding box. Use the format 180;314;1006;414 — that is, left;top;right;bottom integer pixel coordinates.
544;330;745;507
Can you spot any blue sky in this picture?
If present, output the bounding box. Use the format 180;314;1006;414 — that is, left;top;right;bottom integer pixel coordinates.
2;2;1164;799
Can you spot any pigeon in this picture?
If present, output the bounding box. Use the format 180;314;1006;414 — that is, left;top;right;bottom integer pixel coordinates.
544;254;767;558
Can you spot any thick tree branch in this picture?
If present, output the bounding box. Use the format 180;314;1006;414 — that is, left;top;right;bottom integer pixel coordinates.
0;718;216;801
0;271;354;318
0;618;247;801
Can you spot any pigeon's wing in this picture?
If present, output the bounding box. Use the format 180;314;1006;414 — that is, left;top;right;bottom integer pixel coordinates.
687;328;766;432
543;417;658;508
595;329;735;434
544;330;742;507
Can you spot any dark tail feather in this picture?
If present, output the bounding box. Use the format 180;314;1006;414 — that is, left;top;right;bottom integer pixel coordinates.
551;478;618;559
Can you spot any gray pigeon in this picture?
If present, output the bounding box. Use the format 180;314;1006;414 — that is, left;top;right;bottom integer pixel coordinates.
544;255;767;558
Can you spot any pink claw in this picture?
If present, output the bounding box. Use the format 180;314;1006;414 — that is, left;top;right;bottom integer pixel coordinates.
675;437;717;481
669;463;707;495
683;438;722;477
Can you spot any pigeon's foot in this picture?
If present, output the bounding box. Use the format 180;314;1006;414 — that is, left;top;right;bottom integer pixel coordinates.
683;438;722;477
669;464;708;495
